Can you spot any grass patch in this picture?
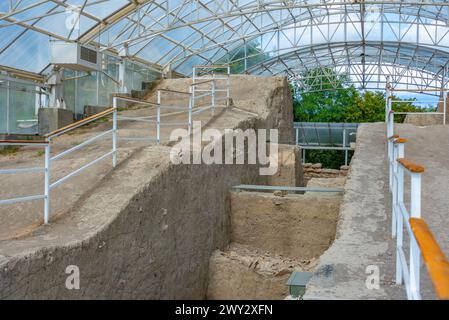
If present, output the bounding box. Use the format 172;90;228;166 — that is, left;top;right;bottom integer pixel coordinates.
36;150;45;157
0;146;21;156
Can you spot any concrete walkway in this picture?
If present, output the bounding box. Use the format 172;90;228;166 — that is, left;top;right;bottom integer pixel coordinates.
305;122;449;300
304;123;405;299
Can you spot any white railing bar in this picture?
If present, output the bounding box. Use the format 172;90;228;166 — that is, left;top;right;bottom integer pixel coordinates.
393;112;444;115
0;167;44;174
159;105;187;110
194;89;228;93
50;150;114;190
397;246;411;299
194;93;212;99
157;88;191;96
0;194;45;206
117;116;157;123
51;129;113;162
112;96;157;106
191;105;213;115
191;79;216;86
160;122;188;127
117;137;158;141
391;100;442;103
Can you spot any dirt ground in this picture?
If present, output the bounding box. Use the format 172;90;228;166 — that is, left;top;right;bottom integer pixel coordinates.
0;86;227;240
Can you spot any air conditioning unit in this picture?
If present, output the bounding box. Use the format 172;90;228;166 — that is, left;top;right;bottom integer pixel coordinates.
50;42;100;72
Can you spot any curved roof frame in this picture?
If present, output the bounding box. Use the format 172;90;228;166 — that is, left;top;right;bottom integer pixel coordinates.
244;41;449;92
1;1;449;93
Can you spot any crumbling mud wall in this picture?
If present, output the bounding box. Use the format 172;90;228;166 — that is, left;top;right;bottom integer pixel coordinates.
0;75;295;299
230;191;341;260
206;243;317;300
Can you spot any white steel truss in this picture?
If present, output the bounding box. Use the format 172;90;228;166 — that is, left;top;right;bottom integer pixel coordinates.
2;1;449;92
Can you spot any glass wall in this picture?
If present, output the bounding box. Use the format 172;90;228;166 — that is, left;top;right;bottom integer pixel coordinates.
62;53;161;118
0;84;7;133
0;76;39;135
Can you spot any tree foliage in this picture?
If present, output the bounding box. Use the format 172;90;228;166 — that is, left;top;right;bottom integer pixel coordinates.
293;68;429;168
293;68;424;123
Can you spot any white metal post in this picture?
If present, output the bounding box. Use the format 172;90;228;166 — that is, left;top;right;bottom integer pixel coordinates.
295;128;299;145
409;172;422;299
211;80;216;116
188;86;193;135
395;164;404;284
157;91;161;145
227;66;231;107
392;142;404;237
343;128;347;166
112;97;117;168
385;88;390;124
391;143;398;237
44;141;51;224
443;91;447;125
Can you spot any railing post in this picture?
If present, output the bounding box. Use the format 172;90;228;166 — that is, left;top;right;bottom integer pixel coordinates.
396;163;404;284
443;90;447;125
295;127;299;145
227;66;231;107
112;97;117;168
409;172;422;299
157;90;161;144
391;143;398;236
343;128;347;165
392;141;404;237
44;140;51;224
188;86;193;135
212;80;216;116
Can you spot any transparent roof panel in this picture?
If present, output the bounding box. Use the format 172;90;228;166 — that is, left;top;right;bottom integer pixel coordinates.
0;0;449;93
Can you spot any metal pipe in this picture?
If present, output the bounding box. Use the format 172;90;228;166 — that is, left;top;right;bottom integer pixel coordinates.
157;91;161;145
44;141;51;224
112;99;117;168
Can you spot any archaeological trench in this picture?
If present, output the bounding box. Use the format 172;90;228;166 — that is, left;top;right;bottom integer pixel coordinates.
0;76;349;299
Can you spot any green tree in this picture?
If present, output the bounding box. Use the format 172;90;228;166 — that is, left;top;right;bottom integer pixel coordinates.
293;68;427;168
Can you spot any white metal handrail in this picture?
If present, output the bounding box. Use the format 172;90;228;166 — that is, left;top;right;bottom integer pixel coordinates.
157;89;192;138
0;71;232;226
0;140;48;207
0;108;117;224
391;142;424;300
113;95;159;144
190;79;217;122
193;65;231;107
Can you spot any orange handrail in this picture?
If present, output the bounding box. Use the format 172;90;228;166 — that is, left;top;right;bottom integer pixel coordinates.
0;140;48;144
397;158;425;173
410;218;449;300
44;107;114;138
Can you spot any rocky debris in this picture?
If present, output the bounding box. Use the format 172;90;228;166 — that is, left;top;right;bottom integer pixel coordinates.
273;190;287;197
303;163;349;183
207;243;317;299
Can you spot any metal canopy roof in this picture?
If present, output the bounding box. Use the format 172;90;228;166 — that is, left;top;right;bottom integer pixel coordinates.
1;1;449;92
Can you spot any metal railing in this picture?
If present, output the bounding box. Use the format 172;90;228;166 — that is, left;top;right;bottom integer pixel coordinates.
293;122;358;166
190;79;217;120
113;95;159;144
193;65;231;107
157;88;192;136
0;108;116;224
0;140;49;210
385;86;447;130
389;135;449;300
0;68;232;225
